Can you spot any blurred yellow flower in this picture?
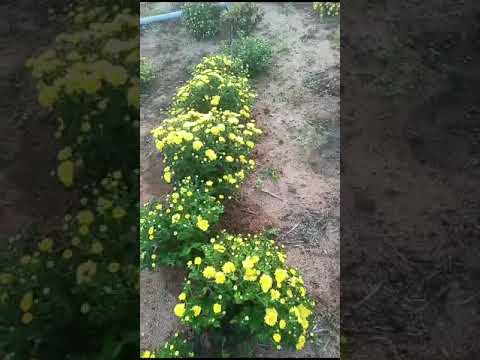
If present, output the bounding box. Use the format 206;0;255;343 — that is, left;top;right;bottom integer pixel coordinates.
57;160;74;187
273;333;282;343
20;292;33;312
21;312;33;325
213;303;222;314
76;260;97;284
38;238;53;252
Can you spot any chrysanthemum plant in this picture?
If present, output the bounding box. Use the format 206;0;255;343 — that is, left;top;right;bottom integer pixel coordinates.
152;109;261;192
25;5;139;187
140;177;224;268
173;232;316;352
1;171;139;358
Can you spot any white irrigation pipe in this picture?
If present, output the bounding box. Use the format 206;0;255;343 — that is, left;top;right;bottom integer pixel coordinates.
140;3;230;26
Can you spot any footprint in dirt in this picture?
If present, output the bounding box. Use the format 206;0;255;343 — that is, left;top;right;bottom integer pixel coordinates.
304;66;340;97
308;123;340;177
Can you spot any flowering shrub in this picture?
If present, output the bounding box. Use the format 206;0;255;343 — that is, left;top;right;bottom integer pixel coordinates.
222;35;273;77
173;232;315;351
169;69;255;115
181;2;223;40
140;56;158;85
313;2;340;17
151;108;260;189
220;2;264;36
140;177;224;268
141;333;195;358
25;5;139;186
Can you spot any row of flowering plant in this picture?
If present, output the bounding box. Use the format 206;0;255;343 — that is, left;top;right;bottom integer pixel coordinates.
144;52;316;356
142;55;262;270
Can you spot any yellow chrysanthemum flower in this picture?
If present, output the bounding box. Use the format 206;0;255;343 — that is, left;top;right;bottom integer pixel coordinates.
203;266;216;279
222;261;236;274
259;274;273;293
205;149;217;161
264;307;278;326
196;216;209;231
215;271;226;284
213;303;222;314
296;335;306;350
192;140;203;151
210;95;220;106
77;210;94;225
270;289;281;301
174;303;186;317
192;305;202;317
274;268;288;287
213;244;225;253
38;238;53;252
76;260;97;285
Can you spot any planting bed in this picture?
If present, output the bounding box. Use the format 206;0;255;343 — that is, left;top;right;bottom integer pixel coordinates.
140;2;340;357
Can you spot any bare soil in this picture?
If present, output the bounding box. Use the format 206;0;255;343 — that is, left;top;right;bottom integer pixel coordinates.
140;3;340;357
0;1;72;245
341;2;480;358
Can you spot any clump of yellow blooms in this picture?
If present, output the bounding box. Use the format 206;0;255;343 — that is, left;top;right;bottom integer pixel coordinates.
140;177;224;268
152;108;260;190
193;54;247;78
177;232;315;351
169;63;254;115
